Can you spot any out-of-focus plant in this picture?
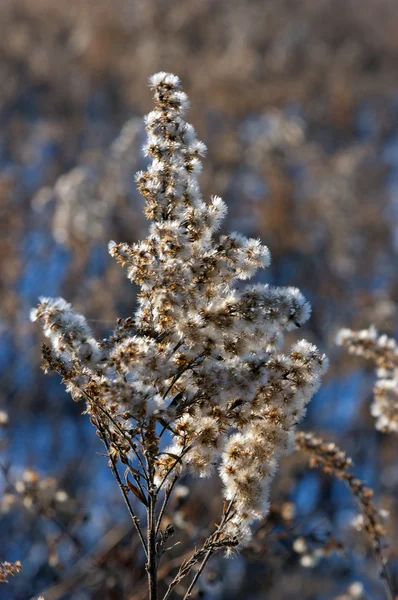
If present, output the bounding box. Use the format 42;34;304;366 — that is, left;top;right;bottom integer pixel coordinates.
49;117;144;247
337;328;398;434
296;432;394;600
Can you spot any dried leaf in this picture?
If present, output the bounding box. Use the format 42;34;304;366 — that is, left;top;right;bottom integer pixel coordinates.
126;475;148;506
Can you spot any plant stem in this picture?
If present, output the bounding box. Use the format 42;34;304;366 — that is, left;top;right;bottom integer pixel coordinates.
375;546;395;600
163;499;236;600
145;424;159;600
183;548;212;599
97;421;148;557
156;475;179;536
147;493;158;600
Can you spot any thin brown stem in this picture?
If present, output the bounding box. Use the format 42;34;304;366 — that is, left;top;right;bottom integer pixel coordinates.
183;548;212;600
183;499;236;599
98;422;148;557
162;499;236;600
156;475;179;536
147;495;158;600
145;441;159;600
53;367;148;480
85;390;148;480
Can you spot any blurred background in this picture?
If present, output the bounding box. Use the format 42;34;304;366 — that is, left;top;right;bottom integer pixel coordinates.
0;0;397;598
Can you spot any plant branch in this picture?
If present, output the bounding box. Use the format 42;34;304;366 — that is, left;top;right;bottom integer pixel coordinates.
97;421;148;557
162;499;236;600
156;475;179;536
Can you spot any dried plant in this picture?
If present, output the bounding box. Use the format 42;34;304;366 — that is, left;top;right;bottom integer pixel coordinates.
0;560;22;584
295;432;394;600
337;327;398;434
31;73;328;598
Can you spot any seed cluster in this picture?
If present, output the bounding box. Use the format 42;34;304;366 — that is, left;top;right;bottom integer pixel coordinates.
32;73;328;543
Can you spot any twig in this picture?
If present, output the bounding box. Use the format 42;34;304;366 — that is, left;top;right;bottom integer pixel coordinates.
145;430;159;600
183;499;236;599
162;499;236;600
97;421;148;557
156;475;179;536
52;366;148;480
183;547;212;599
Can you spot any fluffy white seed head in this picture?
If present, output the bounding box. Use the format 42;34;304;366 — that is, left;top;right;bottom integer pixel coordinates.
32;73;327;544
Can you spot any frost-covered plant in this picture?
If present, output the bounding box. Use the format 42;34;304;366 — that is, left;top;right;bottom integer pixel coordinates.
31;73;328;599
337;327;398;434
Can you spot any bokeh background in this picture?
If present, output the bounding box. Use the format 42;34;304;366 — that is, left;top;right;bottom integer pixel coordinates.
1;0;398;598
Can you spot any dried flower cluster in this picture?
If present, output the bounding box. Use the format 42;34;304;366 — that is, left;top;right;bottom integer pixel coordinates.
0;560;22;584
295;433;390;582
32;73;327;598
337;327;398;433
